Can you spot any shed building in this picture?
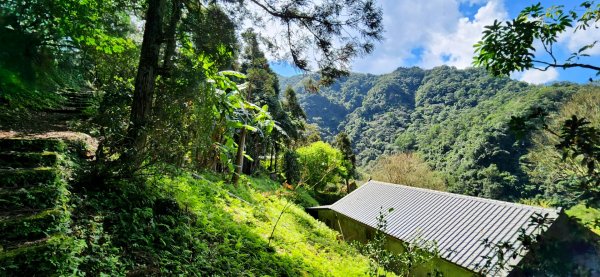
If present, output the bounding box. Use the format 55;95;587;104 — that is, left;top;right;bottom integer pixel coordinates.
309;180;599;276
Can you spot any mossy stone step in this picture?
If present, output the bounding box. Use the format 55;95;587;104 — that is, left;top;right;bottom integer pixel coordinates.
0;209;68;248
64;95;92;101
0;139;66;153
0;235;82;276
0;185;67;211
0;168;59;189
64;103;91;109
65;100;92;106
63;99;92;106
60;90;92;96
64;98;92;104
47;107;86;114
57;87;78;93
64;93;92;99
0;152;60;168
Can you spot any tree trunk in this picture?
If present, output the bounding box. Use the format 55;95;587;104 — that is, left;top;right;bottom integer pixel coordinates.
274;143;279;172
162;0;181;72
126;0;163;164
345;178;349;194
231;128;247;186
242;135;255;175
232;80;255;185
269;141;274;171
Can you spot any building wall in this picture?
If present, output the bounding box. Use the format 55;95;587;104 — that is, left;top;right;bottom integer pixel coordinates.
316;209;475;276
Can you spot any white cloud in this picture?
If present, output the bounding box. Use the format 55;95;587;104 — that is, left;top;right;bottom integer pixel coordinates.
350;0;509;73
419;0;507;69
558;26;600;55
460;0;488;5
351;0;464;74
517;68;559;84
263;0;595;83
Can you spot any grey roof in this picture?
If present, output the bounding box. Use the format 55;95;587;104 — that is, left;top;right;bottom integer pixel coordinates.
306;205;332;210
328;180;561;276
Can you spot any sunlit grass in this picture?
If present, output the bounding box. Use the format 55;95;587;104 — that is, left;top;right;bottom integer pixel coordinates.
566;204;600;235
157;172;374;276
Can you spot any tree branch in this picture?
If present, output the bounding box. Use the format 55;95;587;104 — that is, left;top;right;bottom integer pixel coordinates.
532;60;600;71
248;0;324;24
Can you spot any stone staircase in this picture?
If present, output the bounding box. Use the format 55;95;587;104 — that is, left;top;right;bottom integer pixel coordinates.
53;88;95;115
0;138;82;275
1;88;96;134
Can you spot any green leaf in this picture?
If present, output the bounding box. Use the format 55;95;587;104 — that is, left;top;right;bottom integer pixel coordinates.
243;125;258;132
219;70;246;79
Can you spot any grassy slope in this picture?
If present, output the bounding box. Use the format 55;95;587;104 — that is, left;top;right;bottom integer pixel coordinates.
145;172;372;276
566;204;600;235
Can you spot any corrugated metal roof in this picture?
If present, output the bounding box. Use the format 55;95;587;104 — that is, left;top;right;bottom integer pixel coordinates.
328;180;560;276
306;205;331;210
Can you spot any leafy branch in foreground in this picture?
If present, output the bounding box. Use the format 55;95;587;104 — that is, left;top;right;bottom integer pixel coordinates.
474;2;600;76
510;108;600;207
476;212;555;275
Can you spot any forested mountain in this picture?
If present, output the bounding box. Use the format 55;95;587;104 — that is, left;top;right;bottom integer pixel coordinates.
281;66;583;201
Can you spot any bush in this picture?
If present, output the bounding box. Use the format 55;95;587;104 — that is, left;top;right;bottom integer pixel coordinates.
292;187;320;208
296;141;346;190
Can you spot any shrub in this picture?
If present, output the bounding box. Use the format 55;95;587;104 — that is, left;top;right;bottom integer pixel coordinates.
296;141;346;190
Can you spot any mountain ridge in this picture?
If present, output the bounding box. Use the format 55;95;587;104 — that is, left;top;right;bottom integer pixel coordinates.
280;65;579;201
279;66;530;165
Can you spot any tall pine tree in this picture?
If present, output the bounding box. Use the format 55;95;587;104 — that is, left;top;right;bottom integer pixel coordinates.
284;86;306;120
335;132;357;192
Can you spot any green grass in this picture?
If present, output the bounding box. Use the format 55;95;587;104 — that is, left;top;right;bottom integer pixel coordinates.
566;204;600;235
73;170;377;276
156;172;373;276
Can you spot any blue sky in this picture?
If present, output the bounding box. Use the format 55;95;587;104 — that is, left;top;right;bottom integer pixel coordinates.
271;0;600;84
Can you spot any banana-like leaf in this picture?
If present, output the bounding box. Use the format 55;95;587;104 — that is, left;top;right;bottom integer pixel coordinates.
219;70;246;79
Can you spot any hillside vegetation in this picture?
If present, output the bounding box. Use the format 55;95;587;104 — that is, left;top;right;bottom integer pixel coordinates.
67;171;375;275
282;67;590;202
0;0;389;274
0;143;376;275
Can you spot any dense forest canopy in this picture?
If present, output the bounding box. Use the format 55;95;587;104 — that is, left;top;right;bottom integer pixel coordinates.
281;66;596;203
280;66;528;166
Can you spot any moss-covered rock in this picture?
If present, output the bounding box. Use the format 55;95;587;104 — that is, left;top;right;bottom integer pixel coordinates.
0;152;61;168
0;209;69;248
0;139;66;153
0;168;59;188
0;235;83;276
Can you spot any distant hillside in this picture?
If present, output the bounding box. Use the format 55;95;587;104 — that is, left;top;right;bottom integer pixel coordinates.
280;66;582;201
279;66;532;166
280;72;380;139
